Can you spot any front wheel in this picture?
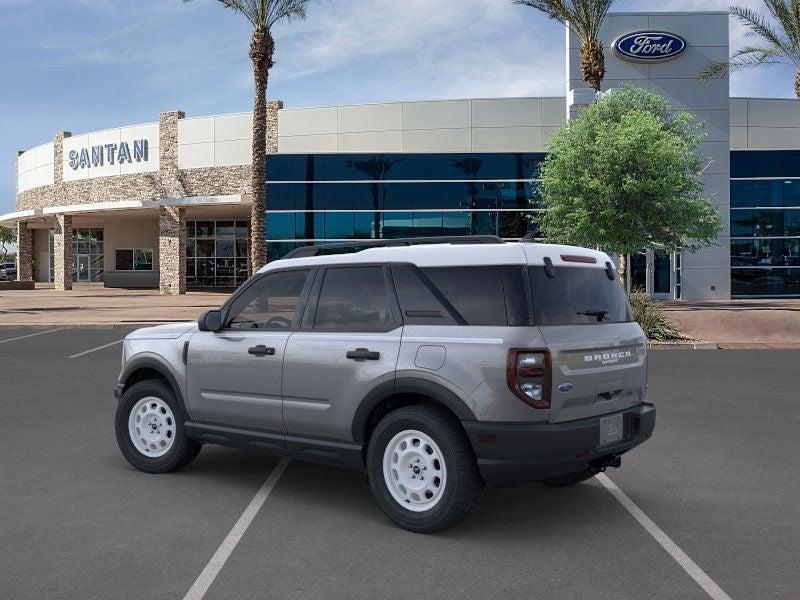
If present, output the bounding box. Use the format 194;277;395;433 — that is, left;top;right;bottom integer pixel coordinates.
367;405;484;533
115;378;201;473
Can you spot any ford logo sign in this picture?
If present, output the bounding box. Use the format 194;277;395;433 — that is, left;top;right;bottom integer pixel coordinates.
558;383;574;393
613;31;686;62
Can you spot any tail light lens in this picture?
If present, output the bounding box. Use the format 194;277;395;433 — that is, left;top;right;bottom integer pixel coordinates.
507;349;551;409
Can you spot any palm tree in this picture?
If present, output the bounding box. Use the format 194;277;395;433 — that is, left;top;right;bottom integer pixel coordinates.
185;0;314;271
699;2;800;100
514;0;615;92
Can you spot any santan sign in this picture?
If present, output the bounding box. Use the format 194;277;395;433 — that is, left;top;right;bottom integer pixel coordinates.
68;139;149;170
613;31;687;62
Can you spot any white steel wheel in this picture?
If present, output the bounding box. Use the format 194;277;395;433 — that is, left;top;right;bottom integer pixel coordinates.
128;396;177;458
383;429;448;512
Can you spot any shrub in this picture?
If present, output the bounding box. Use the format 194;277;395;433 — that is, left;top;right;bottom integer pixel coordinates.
628;293;689;341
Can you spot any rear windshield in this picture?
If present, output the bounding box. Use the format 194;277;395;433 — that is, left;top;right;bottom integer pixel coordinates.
529;266;631;325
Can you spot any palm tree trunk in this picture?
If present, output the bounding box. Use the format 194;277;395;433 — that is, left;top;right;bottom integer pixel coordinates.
580;40;605;92
796;67;800;102
249;29;274;272
618;253;628;292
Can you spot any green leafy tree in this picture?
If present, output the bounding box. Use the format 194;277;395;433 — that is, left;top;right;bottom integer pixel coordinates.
184;0;316;269
534;84;722;285
514;0;615;91
0;226;15;263
699;2;800;100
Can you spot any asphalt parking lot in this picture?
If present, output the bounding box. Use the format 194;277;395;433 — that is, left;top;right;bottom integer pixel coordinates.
1;328;798;599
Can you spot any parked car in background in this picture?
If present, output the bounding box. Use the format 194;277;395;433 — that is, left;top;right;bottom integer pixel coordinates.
113;236;655;533
0;262;16;281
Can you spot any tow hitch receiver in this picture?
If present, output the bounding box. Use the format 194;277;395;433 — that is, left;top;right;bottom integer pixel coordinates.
589;455;622;474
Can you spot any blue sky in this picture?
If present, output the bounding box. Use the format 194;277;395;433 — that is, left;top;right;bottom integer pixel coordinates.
1;0;797;215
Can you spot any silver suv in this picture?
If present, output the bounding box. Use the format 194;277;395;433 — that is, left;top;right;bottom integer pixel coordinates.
114;236;655;532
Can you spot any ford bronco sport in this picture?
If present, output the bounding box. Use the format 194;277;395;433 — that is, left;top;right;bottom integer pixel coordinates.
114;236;655;532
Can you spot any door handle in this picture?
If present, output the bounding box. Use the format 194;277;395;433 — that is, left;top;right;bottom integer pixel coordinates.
346;348;381;361
248;345;276;356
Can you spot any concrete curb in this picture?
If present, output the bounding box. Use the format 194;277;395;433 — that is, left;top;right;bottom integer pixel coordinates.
648;341;719;350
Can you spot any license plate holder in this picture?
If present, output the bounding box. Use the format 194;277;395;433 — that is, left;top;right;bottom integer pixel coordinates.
599;413;624;446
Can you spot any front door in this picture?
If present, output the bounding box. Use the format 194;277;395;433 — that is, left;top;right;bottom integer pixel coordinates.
77;255;90;282
186;268;312;436
282;265;402;442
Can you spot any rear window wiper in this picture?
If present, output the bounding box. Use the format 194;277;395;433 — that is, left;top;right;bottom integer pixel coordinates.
578;309;608;322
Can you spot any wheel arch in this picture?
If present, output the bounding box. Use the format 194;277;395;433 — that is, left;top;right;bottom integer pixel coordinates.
352;377;477;445
119;355;190;422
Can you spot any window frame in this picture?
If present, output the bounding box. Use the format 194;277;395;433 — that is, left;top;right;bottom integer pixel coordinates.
219;266;316;331
300;263;401;333
115;248;154;272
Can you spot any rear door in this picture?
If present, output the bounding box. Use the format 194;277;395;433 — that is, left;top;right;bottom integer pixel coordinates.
186;268;312;436
282;264;402;443
527;262;647;423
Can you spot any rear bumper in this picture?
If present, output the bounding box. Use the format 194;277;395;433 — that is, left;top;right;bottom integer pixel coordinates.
462;403;655;489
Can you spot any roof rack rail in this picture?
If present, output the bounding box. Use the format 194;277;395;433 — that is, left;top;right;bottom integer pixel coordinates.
281;236;505;259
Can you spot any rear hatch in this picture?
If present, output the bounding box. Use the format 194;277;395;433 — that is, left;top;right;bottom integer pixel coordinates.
528;264;647;423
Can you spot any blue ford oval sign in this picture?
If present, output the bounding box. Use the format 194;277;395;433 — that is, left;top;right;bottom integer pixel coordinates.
613;31;686;62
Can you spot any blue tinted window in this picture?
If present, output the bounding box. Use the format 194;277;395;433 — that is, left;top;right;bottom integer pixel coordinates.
443;211;472;235
786;210;800;235
754;151;783;177
412;183;443;209
783;180;800;207
754;180;783;207
295;212;323;240
266;155;296;181
412;155;442;180
500;211;531;238
266;213;295;239
730;152;754;178
355;213;377;239
441;183;470;209
324;183;354;210
730;181;753;208
413;212;443;236
353;183;381;210
325;212;354;238
732;268;800;296
267;184;299;210
382;212;414;238
299;183;324;211
472;211;499;236
381;183;413;210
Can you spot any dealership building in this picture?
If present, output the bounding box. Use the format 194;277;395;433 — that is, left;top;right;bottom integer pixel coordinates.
4;10;800;299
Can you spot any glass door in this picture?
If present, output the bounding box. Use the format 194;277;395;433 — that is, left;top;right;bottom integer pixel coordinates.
77;256;90;282
652;250;672;299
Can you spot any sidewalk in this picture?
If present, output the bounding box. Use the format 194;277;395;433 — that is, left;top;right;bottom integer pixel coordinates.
0;283;226;327
664;299;800;349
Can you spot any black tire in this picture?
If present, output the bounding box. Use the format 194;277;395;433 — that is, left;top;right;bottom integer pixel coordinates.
115;378;201;473
540;470;595;487
366;404;484;533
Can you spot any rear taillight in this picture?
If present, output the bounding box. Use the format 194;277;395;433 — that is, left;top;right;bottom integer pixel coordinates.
507;349;551;409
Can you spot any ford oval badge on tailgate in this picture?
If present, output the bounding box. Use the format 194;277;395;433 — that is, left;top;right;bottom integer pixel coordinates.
558;383;574;393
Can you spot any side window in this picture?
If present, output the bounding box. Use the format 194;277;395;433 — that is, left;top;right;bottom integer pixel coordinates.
391;264;458;325
314;267;392;331
226;270;309;330
421;266;508;326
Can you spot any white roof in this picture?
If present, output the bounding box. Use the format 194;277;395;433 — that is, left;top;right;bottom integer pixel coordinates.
262;242;613;271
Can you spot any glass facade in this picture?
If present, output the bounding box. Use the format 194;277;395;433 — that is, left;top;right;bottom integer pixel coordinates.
264;153;545;260
186;220;250;288
731;151;800;296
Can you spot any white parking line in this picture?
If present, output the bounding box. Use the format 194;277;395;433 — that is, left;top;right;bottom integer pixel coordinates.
183;457;291;600
68;339;124;359
0;329;63;344
597;473;733;600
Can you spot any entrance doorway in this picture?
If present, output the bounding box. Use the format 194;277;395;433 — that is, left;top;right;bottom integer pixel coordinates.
72;228;104;283
625;248;678;299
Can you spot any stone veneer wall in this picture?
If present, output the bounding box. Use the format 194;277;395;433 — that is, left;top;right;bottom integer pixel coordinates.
15;222;33;281
53;214;73;291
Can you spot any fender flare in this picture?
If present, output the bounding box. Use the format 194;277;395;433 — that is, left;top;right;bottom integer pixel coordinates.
351;377;477;443
118;355;190;422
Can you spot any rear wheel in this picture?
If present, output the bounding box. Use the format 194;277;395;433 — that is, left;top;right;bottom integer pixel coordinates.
367;405;484;533
115;379;201;473
540;470;595;487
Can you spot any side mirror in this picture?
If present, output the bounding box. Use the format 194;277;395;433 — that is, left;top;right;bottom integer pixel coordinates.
198;309;223;332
